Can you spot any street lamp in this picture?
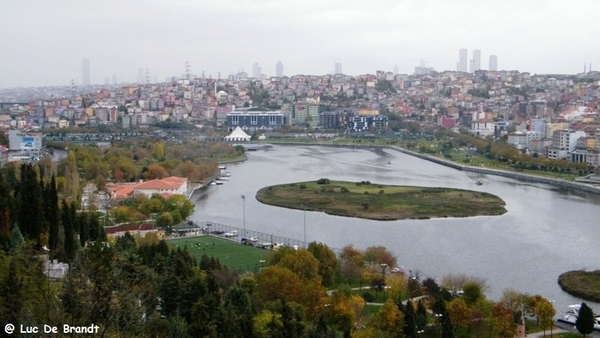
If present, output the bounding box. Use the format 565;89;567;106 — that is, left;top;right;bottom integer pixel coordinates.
241;195;246;234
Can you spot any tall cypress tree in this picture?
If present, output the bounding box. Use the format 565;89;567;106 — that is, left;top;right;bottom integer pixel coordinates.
62;201;76;260
1;259;23;325
404;300;418;338
0;173;11;249
576;303;595;337
416;298;428;330
47;175;60;251
78;212;88;247
17;164;43;246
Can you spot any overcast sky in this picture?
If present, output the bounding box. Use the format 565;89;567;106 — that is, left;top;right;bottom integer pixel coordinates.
1;0;598;88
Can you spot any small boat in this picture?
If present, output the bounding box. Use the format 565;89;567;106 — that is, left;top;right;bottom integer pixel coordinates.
221;171;231;177
558;304;600;330
475;181;483;186
224;230;238;238
213;180;224;185
218;176;229;181
218;165;226;170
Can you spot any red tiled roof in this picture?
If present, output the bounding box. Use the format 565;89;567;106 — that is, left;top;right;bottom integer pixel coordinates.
134;176;186;190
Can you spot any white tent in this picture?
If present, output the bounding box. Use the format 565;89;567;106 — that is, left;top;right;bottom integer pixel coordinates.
224;126;251;142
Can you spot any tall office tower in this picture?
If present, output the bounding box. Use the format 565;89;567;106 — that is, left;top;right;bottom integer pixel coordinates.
252;63;262;79
394;65;399;75
82;58;90;86
276;61;284;77
457;49;468;72
112;74;118;85
489;55;498;71
335;62;342;74
470;49;481;73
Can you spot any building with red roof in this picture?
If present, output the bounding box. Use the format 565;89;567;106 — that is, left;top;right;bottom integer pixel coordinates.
108;176;188;200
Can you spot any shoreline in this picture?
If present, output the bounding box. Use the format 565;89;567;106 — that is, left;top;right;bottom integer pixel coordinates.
260;141;600;196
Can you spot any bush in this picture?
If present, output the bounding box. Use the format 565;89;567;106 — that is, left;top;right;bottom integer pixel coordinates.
317;178;330;185
299;183;307;189
340;187;349;193
379;190;384;194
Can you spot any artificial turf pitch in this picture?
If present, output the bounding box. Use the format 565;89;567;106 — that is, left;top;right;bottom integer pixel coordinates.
168;235;270;272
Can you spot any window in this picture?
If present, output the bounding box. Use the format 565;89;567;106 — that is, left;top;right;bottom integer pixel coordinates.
270;115;277;125
251;115;257;125
232;116;239;125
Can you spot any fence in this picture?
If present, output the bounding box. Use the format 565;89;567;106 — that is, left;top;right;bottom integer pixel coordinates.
171;220;343;256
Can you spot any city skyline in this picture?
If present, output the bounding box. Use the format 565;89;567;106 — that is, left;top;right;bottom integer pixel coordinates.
0;0;599;88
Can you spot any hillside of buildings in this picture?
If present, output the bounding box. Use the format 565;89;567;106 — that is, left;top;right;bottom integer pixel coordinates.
0;69;599;336
1;68;600;175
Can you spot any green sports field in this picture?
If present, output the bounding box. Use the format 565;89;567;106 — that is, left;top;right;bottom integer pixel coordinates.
168;235;271;273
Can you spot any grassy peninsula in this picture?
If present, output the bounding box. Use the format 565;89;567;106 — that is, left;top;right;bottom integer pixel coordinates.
256;179;507;220
558;270;600;302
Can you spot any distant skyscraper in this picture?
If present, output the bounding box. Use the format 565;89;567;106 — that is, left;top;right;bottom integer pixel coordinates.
489;55;498;71
82;58;90;86
112;74;118;85
414;59;434;75
252;63;262;79
394;65;399;75
276;61;284;77
335;62;342;74
470;49;481;73
457;49;467;72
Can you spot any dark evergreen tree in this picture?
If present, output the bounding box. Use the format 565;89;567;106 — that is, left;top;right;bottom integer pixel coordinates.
403;300;418;338
62;200;76;260
441;312;454;338
78;212;89;247
47;175;60;251
1;259;23;325
0;173;11;250
416;298;428;330
576;302;595;337
17;164;43;245
88;212;101;242
114;232;136;255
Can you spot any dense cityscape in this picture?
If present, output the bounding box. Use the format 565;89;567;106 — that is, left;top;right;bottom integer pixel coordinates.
0;56;599;337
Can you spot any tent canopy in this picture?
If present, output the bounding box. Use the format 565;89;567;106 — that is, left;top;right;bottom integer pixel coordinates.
224;126;251;142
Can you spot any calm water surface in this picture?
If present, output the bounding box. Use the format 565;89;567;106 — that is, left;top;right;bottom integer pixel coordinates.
191;145;600;313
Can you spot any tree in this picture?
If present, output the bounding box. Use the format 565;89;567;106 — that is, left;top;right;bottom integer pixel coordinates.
536;298;555;337
307;242;338;287
490;303;515;338
274;248;320;282
371;299;405;338
255;266;303;304
364;245;397;268
447;298;472;334
403;300;417;338
0;259;23;325
576;303;595;337
462;282;484;306
340;245;364;284
47;175;60;251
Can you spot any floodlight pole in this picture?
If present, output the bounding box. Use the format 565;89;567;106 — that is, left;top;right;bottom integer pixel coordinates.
241;195;246;234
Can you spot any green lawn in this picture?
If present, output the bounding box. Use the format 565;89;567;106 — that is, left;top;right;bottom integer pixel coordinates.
168;235;271;273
